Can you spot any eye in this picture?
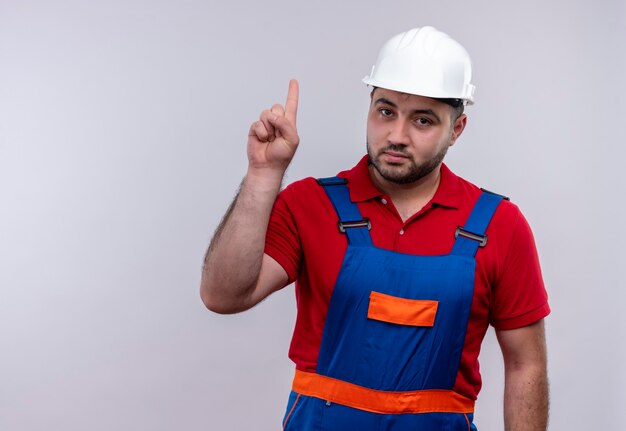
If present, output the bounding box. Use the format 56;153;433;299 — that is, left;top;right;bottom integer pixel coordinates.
379;108;394;117
414;117;432;126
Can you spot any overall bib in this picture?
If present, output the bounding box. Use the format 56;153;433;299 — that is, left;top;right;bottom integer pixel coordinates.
282;177;505;431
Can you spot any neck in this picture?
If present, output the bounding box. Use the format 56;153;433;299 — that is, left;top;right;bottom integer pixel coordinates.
369;164;443;221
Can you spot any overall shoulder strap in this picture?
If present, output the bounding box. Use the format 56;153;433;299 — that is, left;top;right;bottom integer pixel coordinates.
317;177;373;246
450;189;509;257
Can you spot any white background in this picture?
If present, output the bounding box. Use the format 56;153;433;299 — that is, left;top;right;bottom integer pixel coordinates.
1;0;624;429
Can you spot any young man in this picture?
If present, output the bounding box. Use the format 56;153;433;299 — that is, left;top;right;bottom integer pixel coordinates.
201;26;550;431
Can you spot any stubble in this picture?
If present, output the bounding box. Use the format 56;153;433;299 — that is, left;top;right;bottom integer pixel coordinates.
367;142;449;185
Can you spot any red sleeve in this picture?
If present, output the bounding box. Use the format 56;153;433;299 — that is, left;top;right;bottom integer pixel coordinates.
489;210;550;330
264;186;301;283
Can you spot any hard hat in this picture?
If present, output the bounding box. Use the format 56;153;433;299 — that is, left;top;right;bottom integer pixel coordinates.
363;26;476;105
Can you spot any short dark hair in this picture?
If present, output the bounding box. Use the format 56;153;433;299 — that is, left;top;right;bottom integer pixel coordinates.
434;98;465;121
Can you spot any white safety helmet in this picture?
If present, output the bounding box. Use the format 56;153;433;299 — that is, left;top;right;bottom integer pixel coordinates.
363;26;475;105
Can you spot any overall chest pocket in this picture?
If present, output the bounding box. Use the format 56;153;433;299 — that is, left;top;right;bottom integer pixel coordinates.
367;291;439;327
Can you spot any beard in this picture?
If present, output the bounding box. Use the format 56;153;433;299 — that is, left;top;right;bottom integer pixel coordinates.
367;142;449;185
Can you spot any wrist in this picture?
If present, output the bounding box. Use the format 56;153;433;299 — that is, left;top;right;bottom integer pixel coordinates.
244;166;286;193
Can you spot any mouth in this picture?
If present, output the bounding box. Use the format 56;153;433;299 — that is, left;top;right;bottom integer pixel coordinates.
381;150;410;164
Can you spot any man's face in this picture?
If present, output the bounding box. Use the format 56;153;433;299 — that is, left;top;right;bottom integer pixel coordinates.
366;88;466;185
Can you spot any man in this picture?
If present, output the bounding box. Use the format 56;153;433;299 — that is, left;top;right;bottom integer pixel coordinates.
201;26;549;431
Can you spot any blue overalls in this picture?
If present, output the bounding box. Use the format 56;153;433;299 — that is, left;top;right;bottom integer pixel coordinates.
282;177;505;431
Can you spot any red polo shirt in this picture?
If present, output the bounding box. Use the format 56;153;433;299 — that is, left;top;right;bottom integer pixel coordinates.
265;156;550;400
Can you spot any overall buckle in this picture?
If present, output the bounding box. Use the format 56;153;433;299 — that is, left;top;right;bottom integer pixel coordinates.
338;219;371;233
455;227;487;247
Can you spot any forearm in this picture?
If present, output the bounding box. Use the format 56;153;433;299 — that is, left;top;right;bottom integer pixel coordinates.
503;361;549;431
201;168;284;313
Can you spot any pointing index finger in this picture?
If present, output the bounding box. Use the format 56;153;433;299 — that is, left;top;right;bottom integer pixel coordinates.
285;79;299;124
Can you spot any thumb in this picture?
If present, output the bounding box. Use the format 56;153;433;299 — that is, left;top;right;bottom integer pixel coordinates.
268;114;299;145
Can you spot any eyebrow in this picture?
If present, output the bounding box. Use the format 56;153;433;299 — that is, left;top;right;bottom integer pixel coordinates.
374;97;442;123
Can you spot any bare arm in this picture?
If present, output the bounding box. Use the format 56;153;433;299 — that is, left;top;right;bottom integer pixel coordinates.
201;80;300;314
496;319;549;431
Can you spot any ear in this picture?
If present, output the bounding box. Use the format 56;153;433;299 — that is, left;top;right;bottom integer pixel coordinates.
449;114;467;146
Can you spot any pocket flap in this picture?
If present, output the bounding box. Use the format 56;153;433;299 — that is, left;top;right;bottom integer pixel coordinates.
367;291;438;327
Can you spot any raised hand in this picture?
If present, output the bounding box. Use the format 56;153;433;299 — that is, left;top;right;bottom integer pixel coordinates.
247;79;300;172
202;80;299;314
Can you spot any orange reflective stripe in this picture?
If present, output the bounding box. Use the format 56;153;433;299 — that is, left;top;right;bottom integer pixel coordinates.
292;370;474;414
367;291;439;327
282;393;300;429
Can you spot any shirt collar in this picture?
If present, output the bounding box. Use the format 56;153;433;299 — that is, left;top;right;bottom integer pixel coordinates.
339;155;462;210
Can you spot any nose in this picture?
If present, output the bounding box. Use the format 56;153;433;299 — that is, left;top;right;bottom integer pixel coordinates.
387;117;410;145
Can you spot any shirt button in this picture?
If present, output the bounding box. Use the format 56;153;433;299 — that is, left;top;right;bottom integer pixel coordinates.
381;198;388;205
399;229;405;235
